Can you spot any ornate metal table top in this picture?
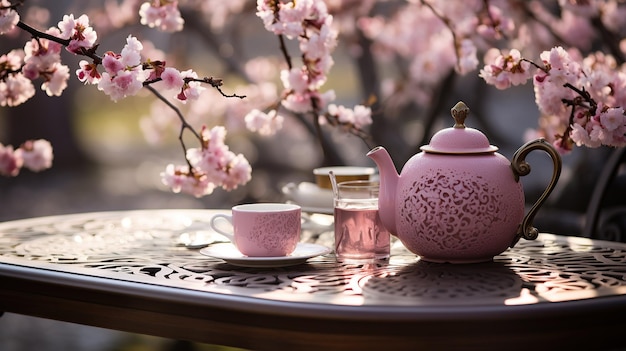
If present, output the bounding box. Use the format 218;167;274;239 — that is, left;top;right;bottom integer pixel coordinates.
1;209;626;315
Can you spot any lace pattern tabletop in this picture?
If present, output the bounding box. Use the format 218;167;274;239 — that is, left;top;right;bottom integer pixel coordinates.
1;209;626;350
1;209;626;308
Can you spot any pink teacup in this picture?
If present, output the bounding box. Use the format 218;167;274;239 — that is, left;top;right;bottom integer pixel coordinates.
210;203;301;257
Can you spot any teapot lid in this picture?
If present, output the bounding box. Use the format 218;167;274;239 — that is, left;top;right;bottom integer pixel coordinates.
420;101;499;154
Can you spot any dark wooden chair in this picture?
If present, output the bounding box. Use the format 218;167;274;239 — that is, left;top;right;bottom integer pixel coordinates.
583;147;626;242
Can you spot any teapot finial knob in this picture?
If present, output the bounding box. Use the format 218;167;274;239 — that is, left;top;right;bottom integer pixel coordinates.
451;101;469;129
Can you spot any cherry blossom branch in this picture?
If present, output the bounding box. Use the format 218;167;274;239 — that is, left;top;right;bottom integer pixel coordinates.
1;4;252;195
197;77;246;99
17;20;70;46
557;106;576;151
144;84;198;170
279;34;293;70
17;18;245;102
144;77;245;173
0;0;20;9
143;75;246;99
17;18;105;68
519;2;569;46
420;0;464;72
522;58;547;73
481;0;508;40
13;17;240;172
562;83;597;115
17;19;107;70
257;0;373;165
558;82;601;151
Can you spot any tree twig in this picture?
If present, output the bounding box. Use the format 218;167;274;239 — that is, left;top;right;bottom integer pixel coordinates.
144;85;200;171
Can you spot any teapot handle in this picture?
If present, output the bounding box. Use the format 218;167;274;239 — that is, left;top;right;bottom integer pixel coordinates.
510;139;562;247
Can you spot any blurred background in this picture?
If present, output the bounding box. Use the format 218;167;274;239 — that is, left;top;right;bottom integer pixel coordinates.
1;0;625;350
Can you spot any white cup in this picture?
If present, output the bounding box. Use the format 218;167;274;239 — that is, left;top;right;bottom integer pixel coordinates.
210;203;301;257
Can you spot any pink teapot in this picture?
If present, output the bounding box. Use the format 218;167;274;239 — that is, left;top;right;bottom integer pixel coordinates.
367;102;562;263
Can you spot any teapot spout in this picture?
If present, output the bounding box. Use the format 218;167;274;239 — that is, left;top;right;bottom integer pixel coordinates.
367;146;399;235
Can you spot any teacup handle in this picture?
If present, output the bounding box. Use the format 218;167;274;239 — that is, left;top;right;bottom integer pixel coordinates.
209;214;235;242
510;139;562;247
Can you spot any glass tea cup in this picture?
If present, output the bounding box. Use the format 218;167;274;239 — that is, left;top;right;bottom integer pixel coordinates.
333;180;390;262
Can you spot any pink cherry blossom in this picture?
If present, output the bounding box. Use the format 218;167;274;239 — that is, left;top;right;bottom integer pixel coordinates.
588;122;606;147
555;11;595;52
409;32;457;85
0;73;35;107
244;109;284;136
96;36;150;101
102;53;125;75
6;0;626;192
601;0;626;33
257;0;344;121
41;63;69;96
0;138;52;176
177;69;205;103
43;27;64;54
201;126;251;188
0;50;35;107
352;105;373;129
280;68;309;94
0;0;19;35
540;46;582;86
98;69;147;102
161;126;251;195
139;1;184;33
57;14;97;54
256;1;276;34
0;143;22;176
328;104;352;124
475;4;515;40
0;48;23;70
300;20;337;60
527;47;596;149
21;62;38;80
257;0;311;39
120;35;143;67
479;49;532;90
160;67;184;90
456;39;478;75
221;153;252;191
76;60;101;84
600;107;626;132
23;41;58;75
19;28;71;97
20;139;53;172
570;123;591;147
533;77;570;117
328;104;373;130
160;164;215;197
282;91;313;113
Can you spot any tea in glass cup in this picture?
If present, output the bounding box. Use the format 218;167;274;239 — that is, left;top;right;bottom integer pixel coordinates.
333;181;390;261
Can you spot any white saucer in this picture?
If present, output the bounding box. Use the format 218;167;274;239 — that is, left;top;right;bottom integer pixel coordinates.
199;243;331;268
282;182;334;210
